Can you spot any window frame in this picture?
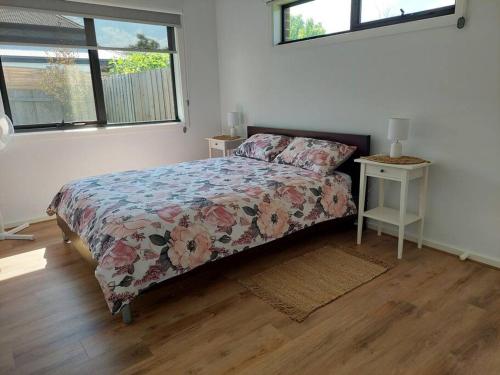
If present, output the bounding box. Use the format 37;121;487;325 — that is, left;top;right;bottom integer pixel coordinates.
0;17;181;133
280;0;456;45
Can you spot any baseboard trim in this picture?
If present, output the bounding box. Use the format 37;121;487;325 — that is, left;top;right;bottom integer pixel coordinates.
366;222;500;269
7;215;499;269
5;215;56;230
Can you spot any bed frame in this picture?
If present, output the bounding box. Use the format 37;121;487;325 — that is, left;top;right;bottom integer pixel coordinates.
57;126;370;324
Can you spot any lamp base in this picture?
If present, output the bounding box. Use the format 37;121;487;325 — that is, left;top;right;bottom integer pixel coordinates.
390;142;403;158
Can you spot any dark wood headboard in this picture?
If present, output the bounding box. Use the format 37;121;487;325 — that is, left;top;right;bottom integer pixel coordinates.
246;126;371;201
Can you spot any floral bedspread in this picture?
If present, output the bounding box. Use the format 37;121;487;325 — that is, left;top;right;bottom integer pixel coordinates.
47;156;357;314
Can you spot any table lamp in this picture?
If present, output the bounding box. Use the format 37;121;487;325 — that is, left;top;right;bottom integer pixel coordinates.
388;118;410;158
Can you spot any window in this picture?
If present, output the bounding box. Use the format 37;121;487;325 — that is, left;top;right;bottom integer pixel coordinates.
282;0;351;43
1;46;96;127
98;51;177;124
94;19;177;124
361;0;456;23
0;7;180;131
94;19;172;51
281;0;456;43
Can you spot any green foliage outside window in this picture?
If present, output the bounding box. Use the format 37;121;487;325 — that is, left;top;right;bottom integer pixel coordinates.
107;33;170;74
288;15;326;40
107;52;169;74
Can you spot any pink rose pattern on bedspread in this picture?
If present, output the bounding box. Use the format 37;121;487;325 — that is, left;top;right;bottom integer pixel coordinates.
47;156;356;314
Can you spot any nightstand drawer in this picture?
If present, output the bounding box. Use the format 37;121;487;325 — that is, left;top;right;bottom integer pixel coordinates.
366;164;404;180
209;139;225;150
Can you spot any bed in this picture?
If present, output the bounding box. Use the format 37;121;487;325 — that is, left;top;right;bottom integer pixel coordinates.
48;126;370;323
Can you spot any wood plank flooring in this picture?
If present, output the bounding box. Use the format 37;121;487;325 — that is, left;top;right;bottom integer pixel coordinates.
0;220;499;374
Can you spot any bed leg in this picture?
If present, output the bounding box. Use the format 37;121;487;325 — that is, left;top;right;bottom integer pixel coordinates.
122;304;133;324
61;230;70;243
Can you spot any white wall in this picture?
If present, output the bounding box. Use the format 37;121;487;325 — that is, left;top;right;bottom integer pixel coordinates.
0;0;221;225
215;0;500;261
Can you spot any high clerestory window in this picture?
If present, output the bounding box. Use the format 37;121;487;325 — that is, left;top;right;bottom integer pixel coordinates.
281;0;456;44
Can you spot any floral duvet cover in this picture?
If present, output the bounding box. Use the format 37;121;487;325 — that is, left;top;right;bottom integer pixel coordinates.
47;156;357;314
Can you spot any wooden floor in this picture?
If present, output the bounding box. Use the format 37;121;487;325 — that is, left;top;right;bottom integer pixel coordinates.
1;220;499;375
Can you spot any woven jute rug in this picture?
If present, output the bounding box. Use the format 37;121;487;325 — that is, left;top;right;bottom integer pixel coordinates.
239;246;392;322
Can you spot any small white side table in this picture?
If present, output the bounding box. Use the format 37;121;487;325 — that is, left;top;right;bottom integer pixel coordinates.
355;158;431;259
206;137;244;158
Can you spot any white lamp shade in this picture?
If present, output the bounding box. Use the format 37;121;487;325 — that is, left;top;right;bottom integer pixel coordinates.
227;112;240;128
388;118;410;141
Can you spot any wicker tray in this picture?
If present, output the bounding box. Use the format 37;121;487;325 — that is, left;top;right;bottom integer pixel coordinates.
211;135;241;141
362;154;429;165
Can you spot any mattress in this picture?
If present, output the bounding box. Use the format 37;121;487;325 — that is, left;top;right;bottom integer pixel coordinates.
47;156;356;314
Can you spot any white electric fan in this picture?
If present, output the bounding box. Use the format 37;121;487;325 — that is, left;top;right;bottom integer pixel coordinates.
0;115;34;241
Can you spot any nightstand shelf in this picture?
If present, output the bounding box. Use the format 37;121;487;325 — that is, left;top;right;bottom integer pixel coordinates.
355;158;432;259
363;207;421;226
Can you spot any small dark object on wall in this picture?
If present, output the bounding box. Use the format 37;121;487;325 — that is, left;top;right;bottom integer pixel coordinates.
457;17;466;29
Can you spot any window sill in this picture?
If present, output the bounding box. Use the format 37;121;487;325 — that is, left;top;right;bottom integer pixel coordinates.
275;13;462;49
13;121;185;139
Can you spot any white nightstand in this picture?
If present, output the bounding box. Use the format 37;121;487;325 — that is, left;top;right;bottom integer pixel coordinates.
206;137;244;158
355;158;431;259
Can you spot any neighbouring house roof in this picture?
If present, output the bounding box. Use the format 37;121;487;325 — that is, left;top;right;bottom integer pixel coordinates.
0;7;83;29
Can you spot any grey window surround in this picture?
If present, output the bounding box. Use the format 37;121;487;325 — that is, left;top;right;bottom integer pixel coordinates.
0;1;180;52
0;0;182;131
0;0;181;27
